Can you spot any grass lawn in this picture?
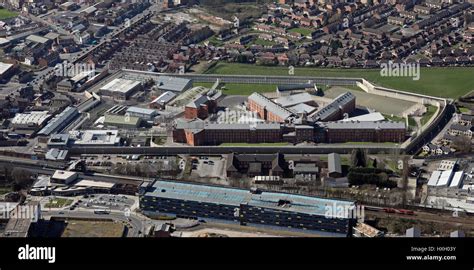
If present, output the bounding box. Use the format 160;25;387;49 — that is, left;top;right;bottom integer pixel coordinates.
148;137;166;146
201;36;224;47
421;105;438;126
45;198;73;208
0;186;11;195
194;82;277;95
0;8;17;20
220;142;290;146
459;107;472;113
205;63;474;98
288;27;313;36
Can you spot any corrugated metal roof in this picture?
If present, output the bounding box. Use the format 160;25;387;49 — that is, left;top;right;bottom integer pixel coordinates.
38;107;79;136
156;76;191;92
310;92;355;122
151;91;176;104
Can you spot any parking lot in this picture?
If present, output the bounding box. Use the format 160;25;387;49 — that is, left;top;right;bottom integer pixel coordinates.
76;194;136;212
190;156;226;180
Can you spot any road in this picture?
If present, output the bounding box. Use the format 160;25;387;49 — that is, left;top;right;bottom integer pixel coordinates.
0;156;153;185
42;209;145;237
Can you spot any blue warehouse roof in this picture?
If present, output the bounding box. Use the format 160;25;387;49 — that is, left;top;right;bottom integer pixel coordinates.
144;180;355;218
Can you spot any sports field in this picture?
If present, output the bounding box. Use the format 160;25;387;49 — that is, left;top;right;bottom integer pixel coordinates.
325;86;416;116
205;63;474;99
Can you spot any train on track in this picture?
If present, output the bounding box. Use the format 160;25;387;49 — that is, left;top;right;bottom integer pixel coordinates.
364;205;415;216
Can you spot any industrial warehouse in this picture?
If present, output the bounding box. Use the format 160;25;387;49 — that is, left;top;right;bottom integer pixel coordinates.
139;180;357;236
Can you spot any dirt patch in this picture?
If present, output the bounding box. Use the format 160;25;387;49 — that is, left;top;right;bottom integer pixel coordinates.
62;219;125;237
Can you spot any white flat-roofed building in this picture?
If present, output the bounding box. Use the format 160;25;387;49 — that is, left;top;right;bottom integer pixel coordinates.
427;170;442;187
11;111;51;130
126;106;159;121
99;79;142;100
72;130;121;146
437;170;454;187
51;170;78;185
26;35;50;44
74;180;115;189
0;62;15;80
449;171;465;189
70;71;94;84
45;148;68;161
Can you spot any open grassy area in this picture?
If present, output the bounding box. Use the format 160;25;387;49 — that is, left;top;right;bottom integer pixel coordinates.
288;27;313;36
0;8;17;20
62;219;125;237
459;107;472;114
421;105;438;126
45;198;73;208
0;186;11;195
326;86;416;116
205;63;474;98
200;2;268;21
194;82;277;95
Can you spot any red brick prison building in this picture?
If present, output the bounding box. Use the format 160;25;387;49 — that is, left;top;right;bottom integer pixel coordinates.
173;120;282;146
184;94;217;120
318;121;406;143
248;92;294;123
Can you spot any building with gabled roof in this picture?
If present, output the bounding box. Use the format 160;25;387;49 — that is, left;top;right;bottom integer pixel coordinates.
248;92;294;123
184;94;217;120
309;92;356;122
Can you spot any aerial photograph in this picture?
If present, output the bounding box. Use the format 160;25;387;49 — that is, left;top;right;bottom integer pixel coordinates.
0;0;473;266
